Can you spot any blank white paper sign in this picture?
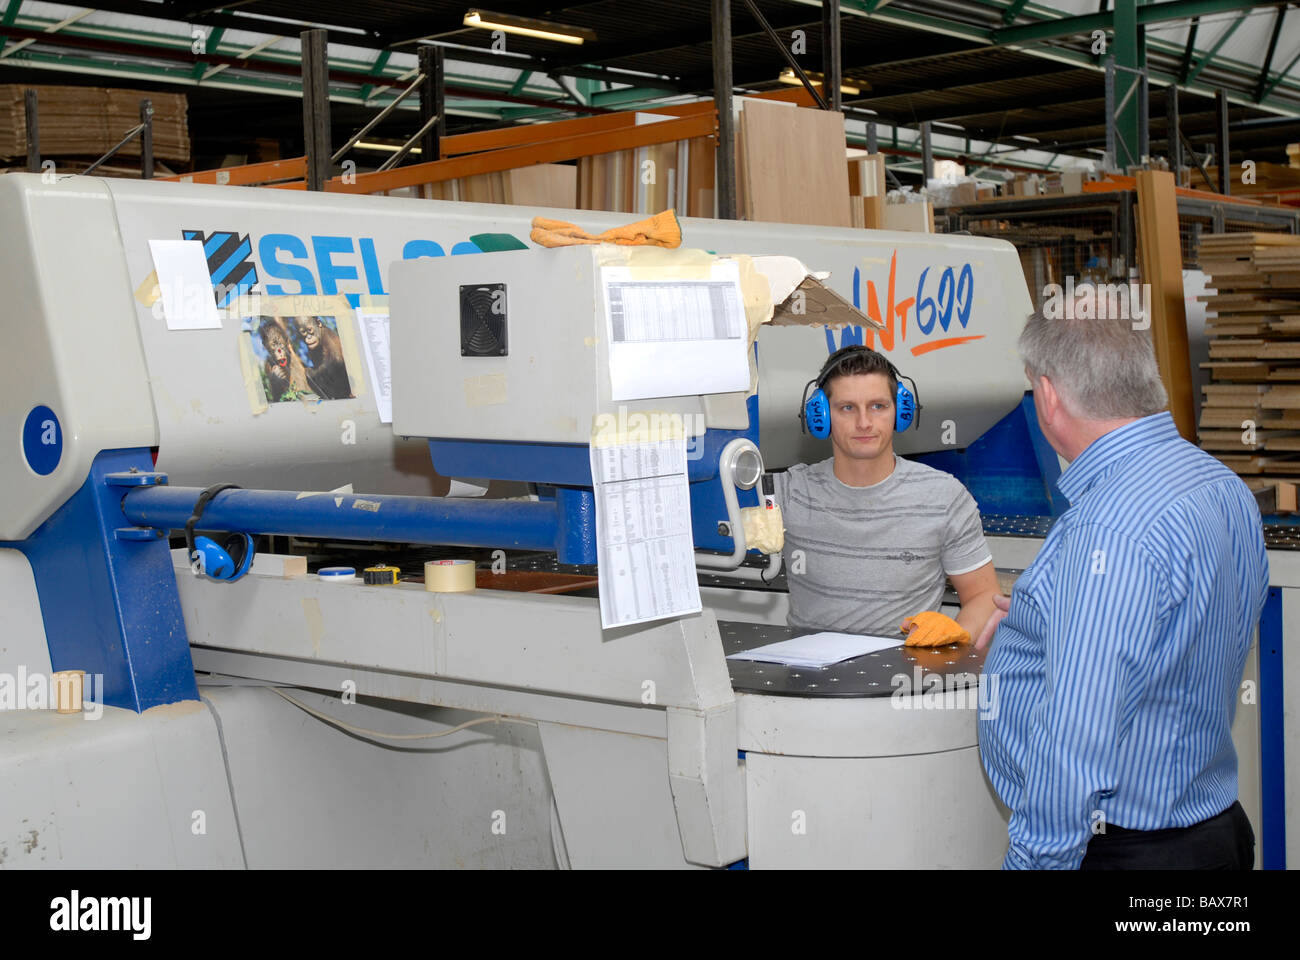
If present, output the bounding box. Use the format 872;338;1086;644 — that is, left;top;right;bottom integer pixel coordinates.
726;632;902;669
149;239;221;330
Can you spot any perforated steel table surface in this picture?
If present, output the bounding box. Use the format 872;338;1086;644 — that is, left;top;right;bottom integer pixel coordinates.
720;620;989;699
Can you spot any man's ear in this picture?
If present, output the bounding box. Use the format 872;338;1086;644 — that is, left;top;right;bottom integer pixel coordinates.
1036;375;1061;425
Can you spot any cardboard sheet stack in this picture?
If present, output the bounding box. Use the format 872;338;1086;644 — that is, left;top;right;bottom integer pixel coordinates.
0;84;190;170
1196;232;1300;505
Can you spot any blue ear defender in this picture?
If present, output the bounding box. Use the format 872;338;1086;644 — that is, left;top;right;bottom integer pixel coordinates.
799;346;922;439
184;483;255;582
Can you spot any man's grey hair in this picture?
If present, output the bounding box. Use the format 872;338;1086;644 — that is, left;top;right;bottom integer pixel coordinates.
1018;310;1168;419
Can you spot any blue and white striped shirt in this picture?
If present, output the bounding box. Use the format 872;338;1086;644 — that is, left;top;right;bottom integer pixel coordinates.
978;411;1269;870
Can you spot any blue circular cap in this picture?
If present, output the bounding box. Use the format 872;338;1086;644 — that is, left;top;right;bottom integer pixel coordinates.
22;406;62;476
317;566;356;578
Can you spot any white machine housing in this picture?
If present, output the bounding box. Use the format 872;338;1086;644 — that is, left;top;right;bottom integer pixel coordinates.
1;173;1031;540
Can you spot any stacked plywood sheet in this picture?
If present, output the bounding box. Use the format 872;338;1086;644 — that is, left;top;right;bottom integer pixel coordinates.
575;125;714;217
0;84;189;165
425;163;578;208
1196;233;1300;494
738;98;850;228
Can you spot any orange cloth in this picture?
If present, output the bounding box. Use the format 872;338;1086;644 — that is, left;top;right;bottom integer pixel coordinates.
530;210;681;249
900;610;971;648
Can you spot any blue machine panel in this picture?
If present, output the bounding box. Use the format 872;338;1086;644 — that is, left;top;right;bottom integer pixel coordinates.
1;449;198;712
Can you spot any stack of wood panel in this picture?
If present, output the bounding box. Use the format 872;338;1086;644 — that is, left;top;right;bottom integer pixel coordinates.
424;164;578;208
0;84;190;168
576;134;714;217
737;98;850;228
1196;232;1300;503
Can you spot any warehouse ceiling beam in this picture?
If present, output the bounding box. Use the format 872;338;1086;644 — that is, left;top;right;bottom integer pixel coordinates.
508;69;532;95
191;25;222;80
1179;16;1198;83
902;86;1105;124
990;0;1283;46
544;9;817;71
0;0;22;49
1254;5;1287;103
1262;47;1300;102
1;7;90;60
1183;12;1245;86
0;22;607;114
1002;0;1032;23
360;49;392;101
198;34;276;82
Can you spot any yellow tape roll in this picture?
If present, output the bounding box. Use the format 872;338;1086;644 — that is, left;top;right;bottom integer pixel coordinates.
424;559;476;593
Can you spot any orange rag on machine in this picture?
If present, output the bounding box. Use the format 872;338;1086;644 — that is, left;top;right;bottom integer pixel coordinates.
529;210;681;249
900;610;971;648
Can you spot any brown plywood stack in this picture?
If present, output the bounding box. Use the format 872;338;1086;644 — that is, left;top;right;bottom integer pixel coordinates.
0;84;190;166
1196;233;1300;497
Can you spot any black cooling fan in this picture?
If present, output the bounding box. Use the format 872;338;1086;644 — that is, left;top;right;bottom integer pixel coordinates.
459;283;508;356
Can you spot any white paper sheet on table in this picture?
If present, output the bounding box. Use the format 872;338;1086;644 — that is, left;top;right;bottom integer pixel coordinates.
601;260;750;401
590;429;701;629
726;631;903;669
356;310;392;423
148;239;221;330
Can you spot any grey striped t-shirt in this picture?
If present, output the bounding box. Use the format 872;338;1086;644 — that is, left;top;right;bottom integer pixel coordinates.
774;456;991;636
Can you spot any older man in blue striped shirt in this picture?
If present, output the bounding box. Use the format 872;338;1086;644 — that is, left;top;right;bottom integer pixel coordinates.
977;309;1268;870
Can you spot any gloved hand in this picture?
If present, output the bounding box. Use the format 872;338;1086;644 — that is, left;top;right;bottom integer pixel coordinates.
900;610;971;647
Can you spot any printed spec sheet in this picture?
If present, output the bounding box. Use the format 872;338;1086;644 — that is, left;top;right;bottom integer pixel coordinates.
590;428;701;629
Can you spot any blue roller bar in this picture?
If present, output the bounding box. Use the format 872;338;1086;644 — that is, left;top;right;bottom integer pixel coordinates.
120;485;595;563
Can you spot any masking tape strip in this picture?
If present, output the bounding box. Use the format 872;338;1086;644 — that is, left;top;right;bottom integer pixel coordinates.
134;270;160;306
464;373;508;407
238;333;270;416
594;244;716;280
425;559;476;593
591;409;685;447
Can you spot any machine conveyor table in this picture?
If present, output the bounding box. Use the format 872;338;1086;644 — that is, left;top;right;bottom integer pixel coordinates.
720;620;989;699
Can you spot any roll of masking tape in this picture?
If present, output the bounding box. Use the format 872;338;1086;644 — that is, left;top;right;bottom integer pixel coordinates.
424;559;476;593
54;670;85;715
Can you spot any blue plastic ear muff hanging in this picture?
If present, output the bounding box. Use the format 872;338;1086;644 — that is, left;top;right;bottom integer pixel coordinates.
799;346;922;439
184;482;255;582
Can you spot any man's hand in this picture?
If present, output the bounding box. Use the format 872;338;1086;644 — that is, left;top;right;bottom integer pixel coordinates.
975;593;1011;651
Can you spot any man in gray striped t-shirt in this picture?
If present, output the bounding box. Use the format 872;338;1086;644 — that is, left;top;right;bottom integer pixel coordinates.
774;346;999;642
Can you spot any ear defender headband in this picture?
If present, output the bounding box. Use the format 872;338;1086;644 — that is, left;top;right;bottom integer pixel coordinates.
184;482;255;583
799;345;922;439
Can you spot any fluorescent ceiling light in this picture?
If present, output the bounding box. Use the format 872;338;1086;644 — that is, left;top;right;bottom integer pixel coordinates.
932;120;964;131
463;9;596;45
1012;135;1040;144
356;141;422;154
778;67;861;96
